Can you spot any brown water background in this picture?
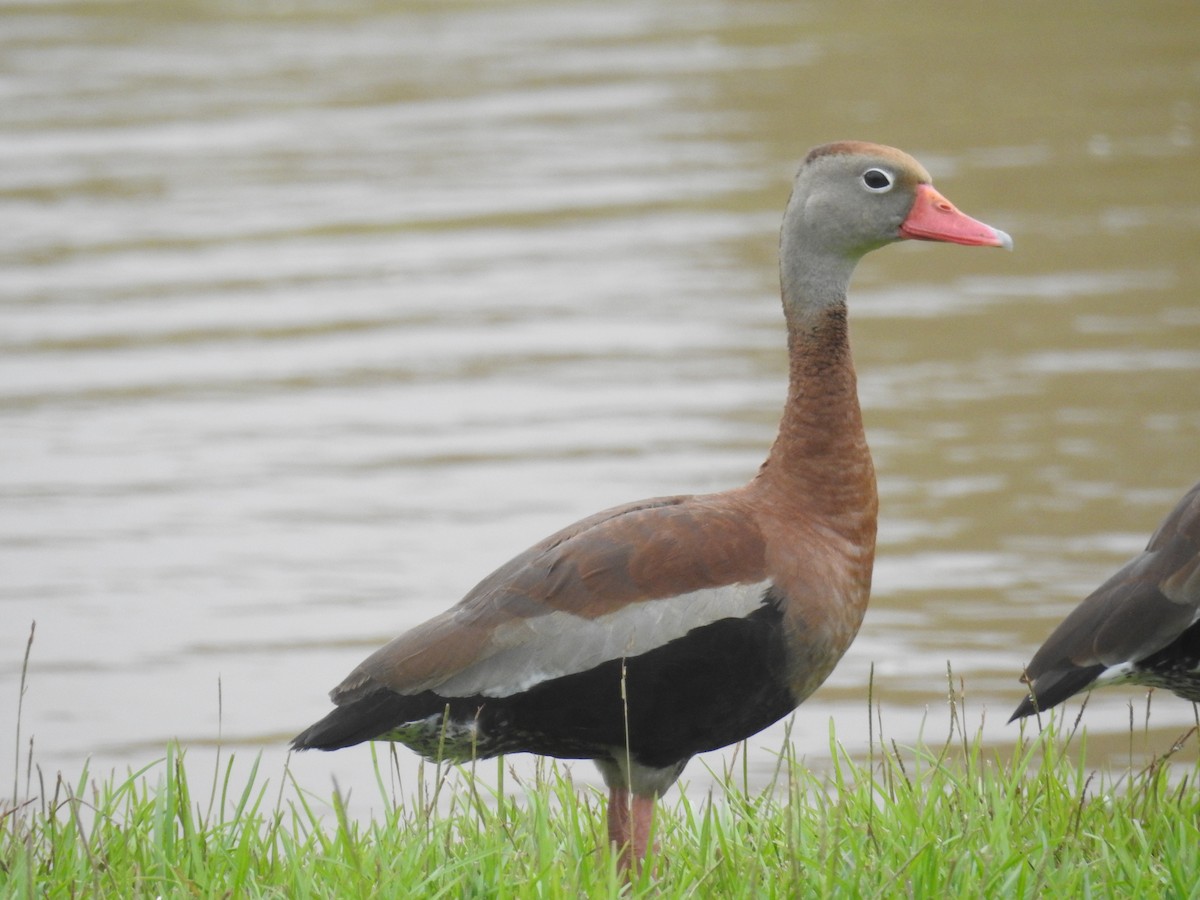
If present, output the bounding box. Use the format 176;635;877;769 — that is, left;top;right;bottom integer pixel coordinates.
3;1;1198;811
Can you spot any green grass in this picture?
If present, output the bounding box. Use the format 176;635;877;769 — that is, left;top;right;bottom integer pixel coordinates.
5;688;1200;899
4;627;1200;897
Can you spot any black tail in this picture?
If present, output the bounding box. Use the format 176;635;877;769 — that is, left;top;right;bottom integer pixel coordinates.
291;688;423;751
1008;664;1104;723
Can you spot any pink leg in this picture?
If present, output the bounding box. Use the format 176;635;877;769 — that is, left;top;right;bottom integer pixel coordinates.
607;787;657;874
607;786;631;852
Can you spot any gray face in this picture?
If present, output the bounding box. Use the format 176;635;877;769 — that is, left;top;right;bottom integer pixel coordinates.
777;145;930;313
787;150;924;259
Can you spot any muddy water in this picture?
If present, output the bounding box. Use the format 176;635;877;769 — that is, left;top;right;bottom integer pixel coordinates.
2;1;1198;811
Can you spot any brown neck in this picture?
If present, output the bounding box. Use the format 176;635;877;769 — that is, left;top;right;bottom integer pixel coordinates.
752;303;877;532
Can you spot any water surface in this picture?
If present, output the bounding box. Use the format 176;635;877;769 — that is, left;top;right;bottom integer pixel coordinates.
2;1;1198;811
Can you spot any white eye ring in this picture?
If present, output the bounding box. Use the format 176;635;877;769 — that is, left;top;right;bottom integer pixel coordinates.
862;168;894;193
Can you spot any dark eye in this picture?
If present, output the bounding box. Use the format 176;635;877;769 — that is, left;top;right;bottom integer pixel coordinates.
862;168;893;192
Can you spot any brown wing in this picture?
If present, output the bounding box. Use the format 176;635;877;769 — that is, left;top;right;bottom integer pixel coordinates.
331;491;769;704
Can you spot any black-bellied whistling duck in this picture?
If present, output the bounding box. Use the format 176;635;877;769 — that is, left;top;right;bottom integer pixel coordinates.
1012;481;1200;722
292;141;1011;871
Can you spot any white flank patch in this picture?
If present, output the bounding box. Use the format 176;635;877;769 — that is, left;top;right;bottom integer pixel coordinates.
1093;661;1138;688
434;580;772;698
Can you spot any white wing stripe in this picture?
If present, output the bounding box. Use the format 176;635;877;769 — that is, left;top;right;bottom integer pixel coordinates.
434;580;772;698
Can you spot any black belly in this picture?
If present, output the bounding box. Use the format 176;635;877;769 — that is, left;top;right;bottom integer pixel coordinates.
480;599;796;768
294;599;798;772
